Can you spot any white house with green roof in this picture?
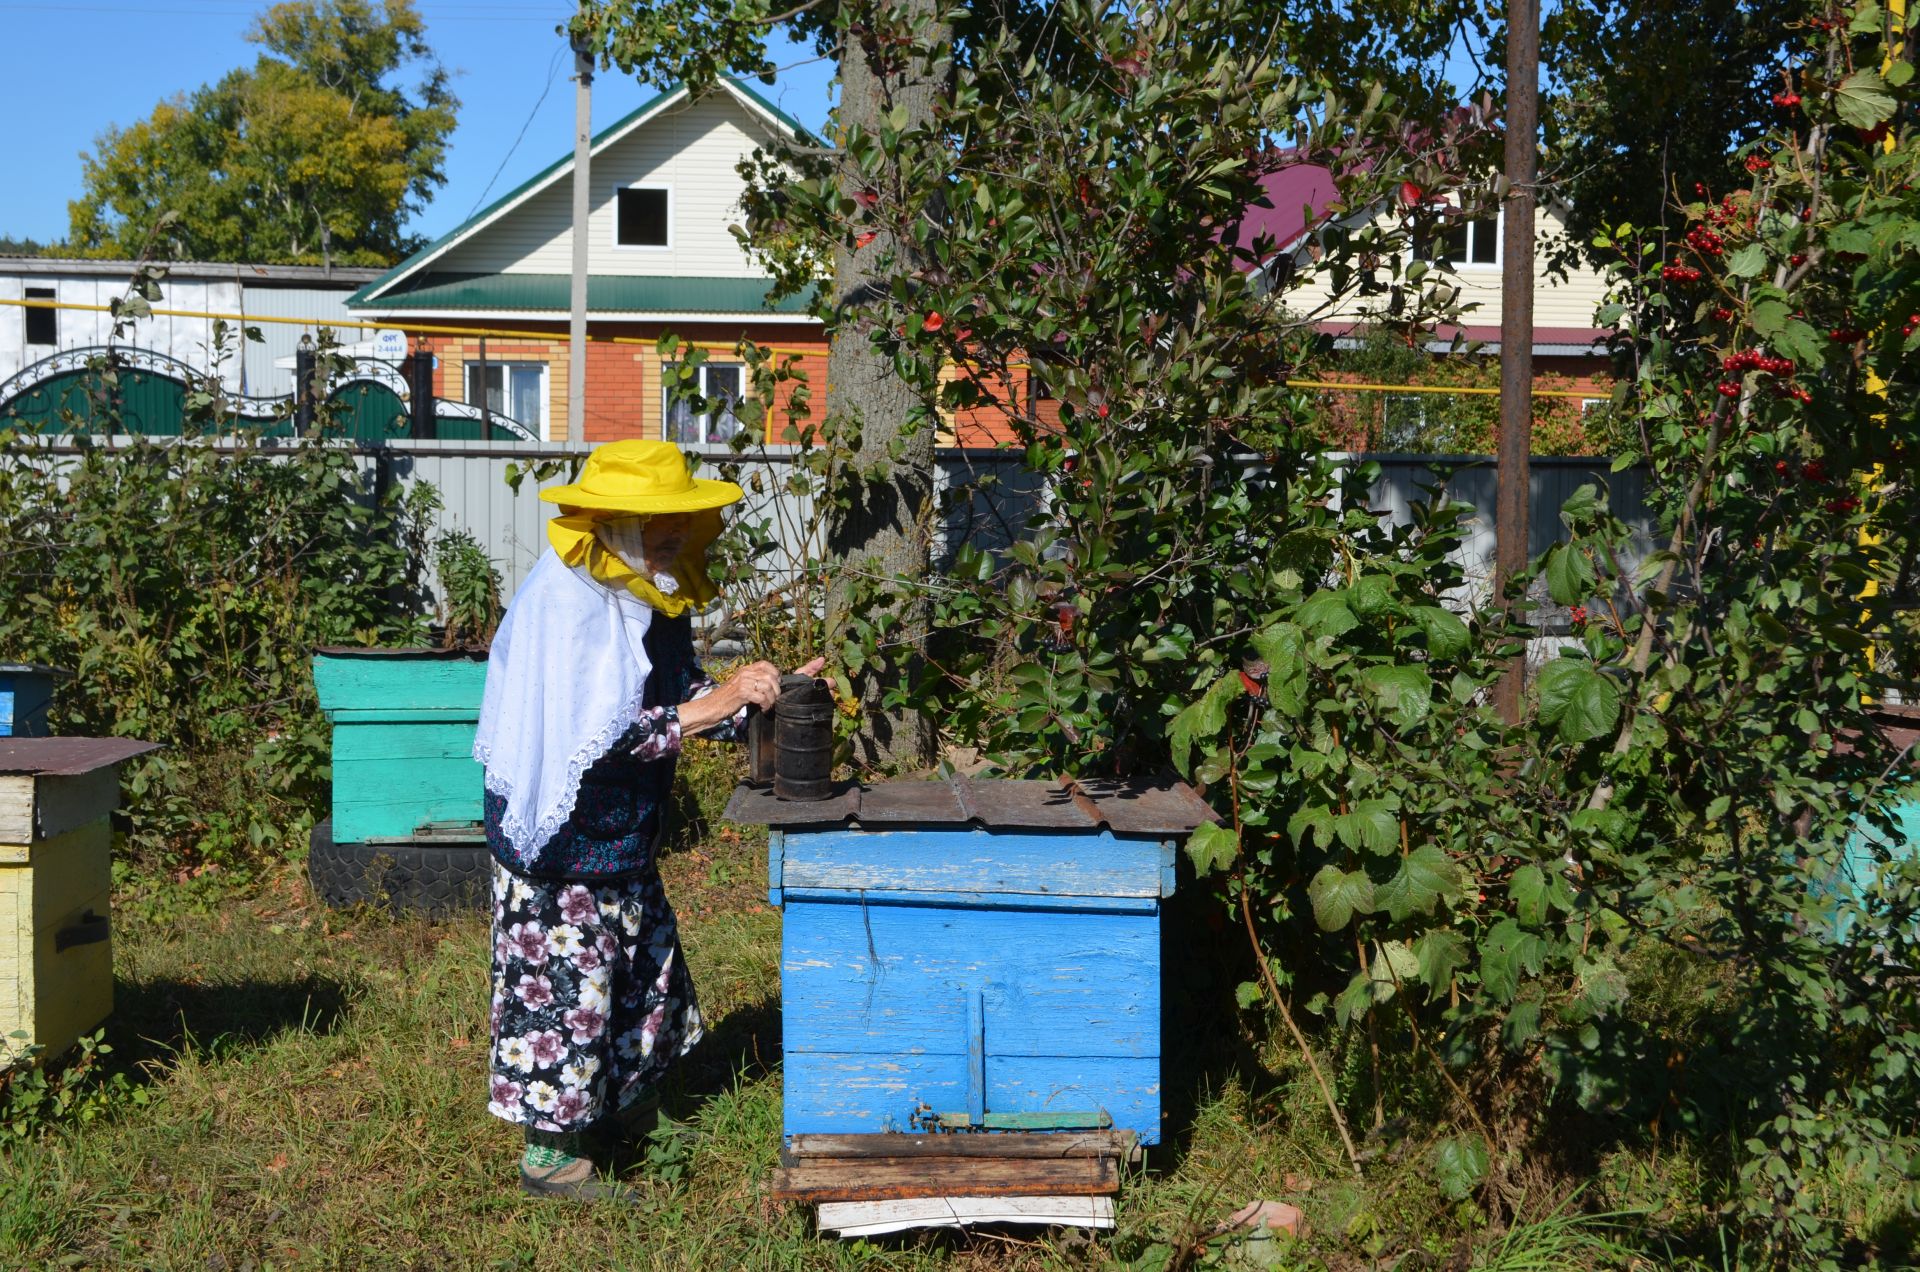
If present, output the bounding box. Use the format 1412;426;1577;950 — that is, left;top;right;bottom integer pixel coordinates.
347;78;823;444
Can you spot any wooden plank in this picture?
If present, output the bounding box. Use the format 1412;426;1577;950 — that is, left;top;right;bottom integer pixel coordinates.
782;1053;1164;1143
929;1111;1112;1132
780;902;1161;1058
33;768;122;842
330;721;484;842
780;827;1167;899
778;887;1157;914
789;1131;1134;1160
817;1195;1115;1237
772;1154;1119;1203
0;775;32;848
311;652;487;715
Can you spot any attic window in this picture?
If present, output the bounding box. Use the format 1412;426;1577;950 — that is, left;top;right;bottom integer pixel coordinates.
24;287;55;346
616;187;670;247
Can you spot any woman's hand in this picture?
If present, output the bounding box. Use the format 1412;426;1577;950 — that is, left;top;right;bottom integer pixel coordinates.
679;658;827;736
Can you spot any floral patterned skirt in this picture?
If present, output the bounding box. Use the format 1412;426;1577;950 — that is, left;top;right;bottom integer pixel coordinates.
487;861;704;1130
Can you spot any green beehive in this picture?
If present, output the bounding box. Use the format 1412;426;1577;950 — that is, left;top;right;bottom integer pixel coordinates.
311;649;489;845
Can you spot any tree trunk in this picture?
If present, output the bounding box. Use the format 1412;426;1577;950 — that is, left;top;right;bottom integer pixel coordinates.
823;0;950;769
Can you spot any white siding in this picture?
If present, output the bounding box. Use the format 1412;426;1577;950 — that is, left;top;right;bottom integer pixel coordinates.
1282;204;1613;336
436;94;778;280
0;273;243;393
239;286;369;397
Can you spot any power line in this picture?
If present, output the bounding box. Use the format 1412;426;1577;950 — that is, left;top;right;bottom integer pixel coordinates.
467;40;567;219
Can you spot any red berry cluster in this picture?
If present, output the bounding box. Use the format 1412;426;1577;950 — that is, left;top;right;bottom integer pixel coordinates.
1772;91;1802;108
1568;605;1589;624
1722;349;1795;377
1789;252;1808;267
1663;263;1704;283
1702;192;1753;232
1904;313;1920;338
1713;306;1735;322
1859;122;1891;145
1826;495;1861;515
1773;383;1814;404
1685;225;1726;257
1802;459;1828;482
1745;154;1774;173
1828;326;1867;343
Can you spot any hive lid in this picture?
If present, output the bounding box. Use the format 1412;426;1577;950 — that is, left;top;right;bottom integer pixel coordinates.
724;772;1218;835
0;737;161;776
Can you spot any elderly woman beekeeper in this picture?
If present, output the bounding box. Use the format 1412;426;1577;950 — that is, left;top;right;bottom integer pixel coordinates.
473;439;819;1201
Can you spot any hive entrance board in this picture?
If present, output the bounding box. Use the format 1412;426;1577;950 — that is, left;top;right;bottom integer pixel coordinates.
773;1130;1134;1213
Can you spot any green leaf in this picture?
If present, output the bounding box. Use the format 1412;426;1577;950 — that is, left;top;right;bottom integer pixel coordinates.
1431;1134;1490;1201
1510;863;1548;926
1184;821;1238;876
1836;68;1896;129
1307;864;1376;931
1412;928;1469;993
1543;544;1596;605
1234;980;1263;1010
1725;243;1768;278
1480;917;1548;1001
1376;845;1468;921
1250;621;1308;715
1350;575;1392;616
1169;673;1245;774
1535;659;1621;744
1296;590;1358;637
1287;803;1336;849
1359;664;1432;729
1410;606;1469;659
1336;798;1400;855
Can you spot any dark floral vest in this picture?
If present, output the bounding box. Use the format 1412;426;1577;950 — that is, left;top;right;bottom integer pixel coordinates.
486;612;705;881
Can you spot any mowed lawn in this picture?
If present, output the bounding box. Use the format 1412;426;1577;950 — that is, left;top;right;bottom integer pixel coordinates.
0;771;1381;1270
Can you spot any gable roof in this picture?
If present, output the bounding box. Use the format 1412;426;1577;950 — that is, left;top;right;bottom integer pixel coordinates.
349;78;816;311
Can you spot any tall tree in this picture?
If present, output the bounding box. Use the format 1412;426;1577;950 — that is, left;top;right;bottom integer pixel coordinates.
1543;0;1802;254
65;0;457;267
575;0;1483;765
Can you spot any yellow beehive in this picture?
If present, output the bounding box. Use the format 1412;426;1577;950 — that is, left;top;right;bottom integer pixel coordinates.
0;738;156;1061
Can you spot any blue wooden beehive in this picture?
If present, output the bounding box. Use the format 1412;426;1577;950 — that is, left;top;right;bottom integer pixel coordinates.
730;776;1214;1171
0;665;62;738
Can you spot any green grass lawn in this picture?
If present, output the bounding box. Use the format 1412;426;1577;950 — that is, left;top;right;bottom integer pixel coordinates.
0;784;1652;1270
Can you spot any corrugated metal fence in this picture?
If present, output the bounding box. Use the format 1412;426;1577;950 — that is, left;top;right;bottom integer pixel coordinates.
15;436;1653;621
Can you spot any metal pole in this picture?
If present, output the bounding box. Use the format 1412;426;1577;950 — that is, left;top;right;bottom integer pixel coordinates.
295;335;315;434
410;342;436;439
568;35;593;446
1494;0;1540;725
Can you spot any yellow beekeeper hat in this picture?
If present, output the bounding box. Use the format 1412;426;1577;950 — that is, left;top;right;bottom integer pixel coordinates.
537;439;743;513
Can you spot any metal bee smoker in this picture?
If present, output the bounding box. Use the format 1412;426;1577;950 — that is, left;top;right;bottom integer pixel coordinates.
747;674;835;801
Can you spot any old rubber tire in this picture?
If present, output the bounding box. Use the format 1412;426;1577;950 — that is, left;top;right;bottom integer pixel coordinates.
308;819;492;918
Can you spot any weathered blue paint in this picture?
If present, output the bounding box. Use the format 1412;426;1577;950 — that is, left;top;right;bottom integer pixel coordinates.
0;665;58;738
780;826;1168;898
311;651;488;843
775;823;1173;1145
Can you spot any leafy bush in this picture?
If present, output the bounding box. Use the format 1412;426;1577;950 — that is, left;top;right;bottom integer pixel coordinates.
0;321;439;871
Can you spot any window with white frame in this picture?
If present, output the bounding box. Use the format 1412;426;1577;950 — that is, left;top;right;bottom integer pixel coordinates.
466;362;548;431
615;186;671;248
1581;397;1609;414
1382;394;1430;449
1413;211;1500;267
663;362;743;445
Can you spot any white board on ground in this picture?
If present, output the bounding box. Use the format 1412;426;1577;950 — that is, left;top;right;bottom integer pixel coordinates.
816;1195;1116;1238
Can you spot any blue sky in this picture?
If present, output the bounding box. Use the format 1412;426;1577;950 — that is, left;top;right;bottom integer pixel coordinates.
0;1;836;248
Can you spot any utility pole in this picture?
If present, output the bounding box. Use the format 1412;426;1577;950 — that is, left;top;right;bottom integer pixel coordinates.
1494;0;1540;725
568;33;592;447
